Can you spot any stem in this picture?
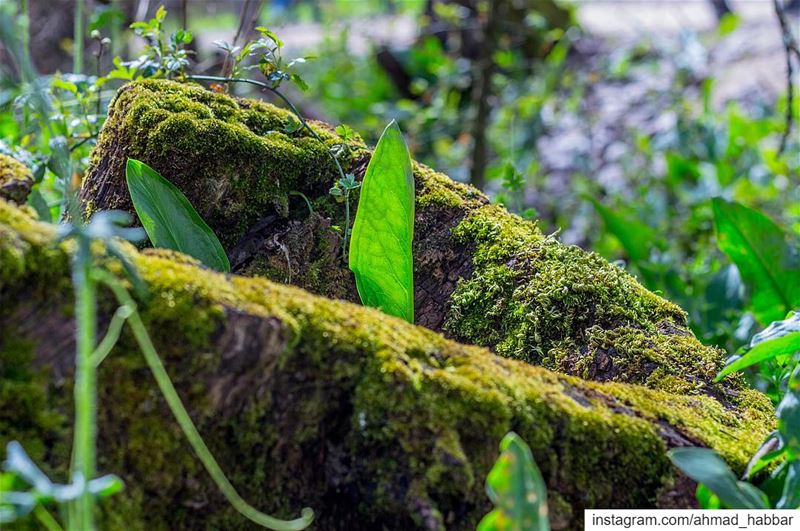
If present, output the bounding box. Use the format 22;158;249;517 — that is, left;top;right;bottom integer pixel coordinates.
289;191;314;216
343;189;351;260
34;505;64;531
73;0;84;74
69;250;97;531
90;305;132;367
94;271;314;531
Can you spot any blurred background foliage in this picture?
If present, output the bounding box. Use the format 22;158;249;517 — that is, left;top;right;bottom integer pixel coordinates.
0;0;798;387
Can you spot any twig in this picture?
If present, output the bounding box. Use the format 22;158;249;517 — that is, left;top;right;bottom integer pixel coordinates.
773;0;799;155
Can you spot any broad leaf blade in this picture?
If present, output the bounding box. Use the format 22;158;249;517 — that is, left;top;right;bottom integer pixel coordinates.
478;432;550;531
126;159;230;272
349;121;414;323
668;448;768;509
588;197;659;263
712;198;800;324
717;331;800;380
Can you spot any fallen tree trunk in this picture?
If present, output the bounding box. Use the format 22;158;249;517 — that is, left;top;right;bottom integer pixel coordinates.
0;199;774;529
80;79;749;406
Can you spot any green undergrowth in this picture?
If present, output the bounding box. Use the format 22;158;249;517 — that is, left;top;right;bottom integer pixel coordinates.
0;199;774;529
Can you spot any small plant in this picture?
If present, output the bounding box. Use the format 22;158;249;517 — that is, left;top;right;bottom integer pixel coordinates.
124;5;193;79
348;121;415;323
479;432;550;531
126;159;230;272
214;26;311;92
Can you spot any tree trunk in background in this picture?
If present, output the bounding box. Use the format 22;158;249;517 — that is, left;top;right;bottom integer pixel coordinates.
710;0;733;20
468;0;502;190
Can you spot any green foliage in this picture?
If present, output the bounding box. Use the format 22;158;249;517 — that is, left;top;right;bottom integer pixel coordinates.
712;198;800;325
717;312;800;380
478;432;550;531
673;309;800;510
125;159;230;273
125;5;193;79
588;197;659;263
668;448;768;509
214;26;311;92
349;121;415;323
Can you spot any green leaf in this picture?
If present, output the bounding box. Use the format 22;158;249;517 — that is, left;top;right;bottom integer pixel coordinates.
778;460;800;509
349;121;414;323
718;311;800;380
717;331;800;380
478;432;550;531
696;484;721;509
712;198;800;324
87;474;124;498
668;448;769;509
588;197;659;263
125;159;230;272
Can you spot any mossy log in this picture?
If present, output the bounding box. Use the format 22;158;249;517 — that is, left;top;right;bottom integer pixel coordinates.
0;199;774;530
82;79;749;406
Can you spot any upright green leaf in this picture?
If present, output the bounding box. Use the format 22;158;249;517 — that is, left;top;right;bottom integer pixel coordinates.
478;432;550;531
349;121;414;323
668;448;769;509
712;198;800;324
126;159;230;272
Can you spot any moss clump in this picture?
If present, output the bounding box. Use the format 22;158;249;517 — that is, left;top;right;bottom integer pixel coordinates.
82;79;362;248
444;205;751;405
0;154;34;204
0;199;774;529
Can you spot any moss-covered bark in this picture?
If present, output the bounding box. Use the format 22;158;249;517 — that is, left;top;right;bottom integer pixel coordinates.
0;199;774;529
0;154;34;204
81;79;749;405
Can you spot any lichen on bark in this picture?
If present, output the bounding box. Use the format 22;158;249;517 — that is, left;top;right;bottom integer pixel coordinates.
80;79;750;405
0;199;775;530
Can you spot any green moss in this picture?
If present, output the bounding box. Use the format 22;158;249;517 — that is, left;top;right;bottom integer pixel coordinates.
0;154;34;204
0;199;774;529
443;204;750;405
84;79;360;247
414;162;484;210
546;324;738;397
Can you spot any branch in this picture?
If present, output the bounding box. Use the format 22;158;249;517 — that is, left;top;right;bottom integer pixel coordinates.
773;0;799;155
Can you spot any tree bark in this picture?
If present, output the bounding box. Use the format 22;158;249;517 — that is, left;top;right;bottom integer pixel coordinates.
0;198;774;529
